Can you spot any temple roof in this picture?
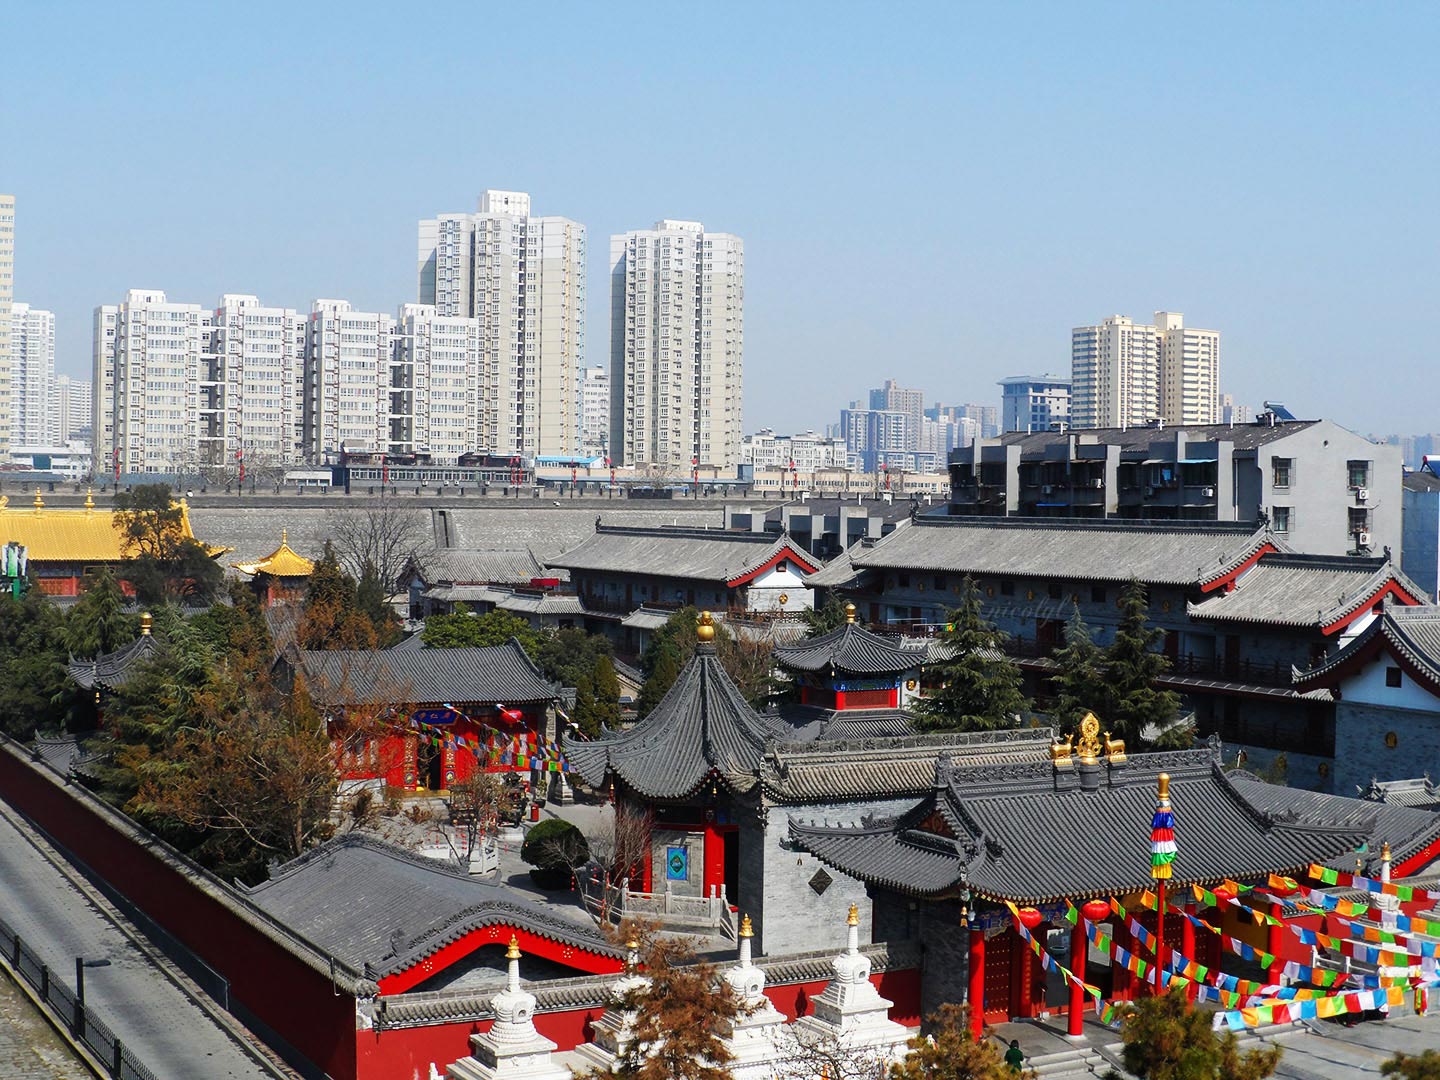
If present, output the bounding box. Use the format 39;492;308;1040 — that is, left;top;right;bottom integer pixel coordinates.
548;524;820;585
0;492;214;563
790;743;1366;904
1294;605;1440;692
563;642;781;799
1188;554;1424;630
405;547;554;587
773;622;927;676
845;516;1279;589
68;627;160;690
243;834;621;980
293;639;560;706
233;529;315;578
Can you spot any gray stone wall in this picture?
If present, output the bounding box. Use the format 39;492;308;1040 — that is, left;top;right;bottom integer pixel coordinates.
1334;701;1440;795
649;828;704;897
915;898;969;1018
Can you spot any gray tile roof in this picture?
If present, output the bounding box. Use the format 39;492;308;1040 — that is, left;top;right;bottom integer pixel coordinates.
295;640;560;706
773;623;927;675
804;551;869;590
67;633;160;690
1356;776;1440;812
548;524;819;584
620;606;677;630
847;516;1278;587
243;834;620;978
1188;555;1425;629
772;706;920;743
1403;469;1440;494
791;743;1366;903
1295;605;1440;690
407;548;552;586
494;591;586;616
987;420;1321;455
1229;774;1440;875
563;643;780;799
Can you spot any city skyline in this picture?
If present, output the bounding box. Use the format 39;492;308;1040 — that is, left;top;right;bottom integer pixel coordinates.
2;3;1437;438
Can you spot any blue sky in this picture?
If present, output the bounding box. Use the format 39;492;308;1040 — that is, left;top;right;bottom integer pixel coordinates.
2;1;1436;436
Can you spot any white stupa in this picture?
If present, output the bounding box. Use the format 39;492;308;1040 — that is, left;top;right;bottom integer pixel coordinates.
446;936;572;1080
789;904;911;1062
719;914;790;1079
566;937;649;1072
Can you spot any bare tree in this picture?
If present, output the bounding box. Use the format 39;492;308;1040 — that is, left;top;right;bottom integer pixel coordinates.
570;803;655;924
772;1023;896;1080
325;503;429;593
448;770;507;861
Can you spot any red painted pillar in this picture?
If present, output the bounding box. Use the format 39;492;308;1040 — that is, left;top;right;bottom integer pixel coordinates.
1016;929;1036;1019
1267;899;1285;985
1180;905;1197;1003
1068;918;1087;1036
1113;919;1132;1000
968;919;986;1040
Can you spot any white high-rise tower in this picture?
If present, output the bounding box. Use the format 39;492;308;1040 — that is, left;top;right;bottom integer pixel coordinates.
610;220;743;469
9;303;54;449
417;190;586;458
1071;311;1220;429
0;194;15;460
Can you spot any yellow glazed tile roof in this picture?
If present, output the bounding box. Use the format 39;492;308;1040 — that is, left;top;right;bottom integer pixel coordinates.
0;489;207;563
234;529;314;578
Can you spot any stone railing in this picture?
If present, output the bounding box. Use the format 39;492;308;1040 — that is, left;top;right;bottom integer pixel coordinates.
581;877;736;939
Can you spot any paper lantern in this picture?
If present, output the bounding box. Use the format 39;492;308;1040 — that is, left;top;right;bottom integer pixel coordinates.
1082;899;1112;923
1017;907;1044;930
1213;885;1236;905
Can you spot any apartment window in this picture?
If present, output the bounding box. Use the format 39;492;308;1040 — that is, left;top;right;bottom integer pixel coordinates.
1386;666;1403;688
1272;457;1293;488
1091;585;1107;604
1273;506;1292;533
999;578;1015;597
1349;507;1370;534
1047;581;1063;600
1347;460;1371;488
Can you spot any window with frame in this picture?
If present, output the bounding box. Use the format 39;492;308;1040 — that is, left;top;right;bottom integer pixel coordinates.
1349;507;1370;534
1000;578;1014;597
1091;585;1107;604
1272;506;1292;533
1272;457;1293;488
1347;460;1371;488
1386;667;1403;688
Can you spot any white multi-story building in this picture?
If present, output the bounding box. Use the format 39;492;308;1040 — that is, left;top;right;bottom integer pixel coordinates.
999;375;1071;433
53;375;93;445
304;299;394;458
0;194;14;461
579;365;609;460
417;190;586;457
1071;312;1219;429
93;290;210;475
741;429;846;472
610;220;743;470
9;303;54;449
391;304;481;461
209;295;307;468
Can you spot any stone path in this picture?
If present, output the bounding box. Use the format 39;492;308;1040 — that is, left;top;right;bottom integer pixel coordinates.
0;973;89;1080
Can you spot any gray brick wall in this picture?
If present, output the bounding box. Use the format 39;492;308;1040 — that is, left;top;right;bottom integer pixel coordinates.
1334;702;1440;795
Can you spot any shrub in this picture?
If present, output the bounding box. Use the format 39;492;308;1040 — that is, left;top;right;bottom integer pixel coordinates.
521;818;589;889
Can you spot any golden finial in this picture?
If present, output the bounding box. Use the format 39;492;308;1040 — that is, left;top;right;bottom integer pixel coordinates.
1382;841;1391;862
33;487;44;510
85;488;95;512
0;494;8;511
739;914;754;938
697;610;716;643
1158;772;1171;803
281;527;288;546
847;903;859;927
506;934;521;960
844;601;856;624
1076;712;1102;762
140;612;153;636
626;937;639;952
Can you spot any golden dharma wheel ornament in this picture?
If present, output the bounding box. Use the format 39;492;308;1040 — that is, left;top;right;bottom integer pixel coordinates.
1076;712;1102;762
844;601;857;623
697;610;716;642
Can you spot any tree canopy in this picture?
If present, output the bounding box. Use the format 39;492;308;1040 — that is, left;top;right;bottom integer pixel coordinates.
917;577;1029;732
1099;580;1182;749
801;597;858;638
112;484;222;605
1048;604;1104;732
421;606;544;658
1383;1050;1440;1080
1113;987;1281;1080
889;1003;1032;1080
298;542;390;650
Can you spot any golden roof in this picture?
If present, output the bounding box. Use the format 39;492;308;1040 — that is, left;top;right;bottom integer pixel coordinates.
0;493;209;563
233;529;315;578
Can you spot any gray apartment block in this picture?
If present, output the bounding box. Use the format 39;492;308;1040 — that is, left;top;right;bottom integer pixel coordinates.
947;417;1400;559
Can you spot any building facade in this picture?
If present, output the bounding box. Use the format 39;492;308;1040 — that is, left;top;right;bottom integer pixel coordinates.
610;220;744;470
578;365;609;460
303;299;394;459
418;190;586;458
390;304;482;461
1071;311;1219;429
53;375;92;445
0;194;14;461
9;302;54;449
999;374;1071;433
740;429;846;472
208;295;307;469
869;380;924;446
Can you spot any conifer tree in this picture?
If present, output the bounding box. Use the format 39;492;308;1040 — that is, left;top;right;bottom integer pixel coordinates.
800;596;857;638
613;933;743;1080
889;1003;1031;1080
1048;603;1105;732
64;567;137;658
918;577;1029;732
1101;580;1181;747
1114;986;1281;1080
589;655;623;731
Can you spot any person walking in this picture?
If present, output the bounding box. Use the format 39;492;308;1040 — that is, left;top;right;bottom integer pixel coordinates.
1004;1039;1026;1073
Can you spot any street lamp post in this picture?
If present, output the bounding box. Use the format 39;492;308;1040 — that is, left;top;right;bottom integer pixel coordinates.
74;956;111;1037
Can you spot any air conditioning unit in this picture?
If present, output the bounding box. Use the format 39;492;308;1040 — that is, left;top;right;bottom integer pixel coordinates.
1041;485;1054;495
1358;530;1373;548
1356;488;1369;502
1145;486;1157;497
1090;478;1104;489
1202;486;1216;497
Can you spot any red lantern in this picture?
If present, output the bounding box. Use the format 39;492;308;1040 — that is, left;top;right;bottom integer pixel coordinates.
1082;899;1112;923
1213;885;1236;905
1017;907;1044;930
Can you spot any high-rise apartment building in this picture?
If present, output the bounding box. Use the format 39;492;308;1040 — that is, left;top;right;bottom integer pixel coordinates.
94;290;209;475
417;190;586;457
0;195;14;461
1071;312;1219;429
208;295;307;468
303;299;394;458
9;303;54;449
610;220;743;469
578;365;610;460
999;375;1071;433
53;375;92;444
869;380;924;447
390;304;482;461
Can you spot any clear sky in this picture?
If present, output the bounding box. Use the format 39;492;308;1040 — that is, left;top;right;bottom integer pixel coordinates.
2;1;1436;437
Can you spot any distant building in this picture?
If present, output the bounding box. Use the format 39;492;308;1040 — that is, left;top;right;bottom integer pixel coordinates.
1071;311;1219;429
610;220;743;470
578;366;609;460
1403;462;1440;602
390;304;482;461
947;415;1400;558
209;294;307;468
740;429;846;472
10;442;92;481
869;380;924;447
53;375;92;445
998;375;1070;433
418;190;587;458
839;406;911;472
0;194;14;460
936;402;999;440
304;299;394;458
9;303;53;449
1220;393;1251;426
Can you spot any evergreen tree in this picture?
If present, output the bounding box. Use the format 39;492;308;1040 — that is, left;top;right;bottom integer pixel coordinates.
918;577;1029;732
1114;986;1281;1080
191;580;273;668
1048;604;1105;732
0;587;70;739
535;626;613;687
800;597;857;638
889;1003;1030;1080
63;567;137;658
420;607;544;658
1101;580;1181;748
570;672;600;738
589;654;623;732
112;484;222;605
636;641;683;718
298;542;379;650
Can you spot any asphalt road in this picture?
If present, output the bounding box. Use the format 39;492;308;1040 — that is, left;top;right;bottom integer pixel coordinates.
0;802;286;1080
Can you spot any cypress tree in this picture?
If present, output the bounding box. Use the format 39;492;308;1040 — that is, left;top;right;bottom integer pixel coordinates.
1103;580;1181;747
918;576;1029;732
1048;603;1105;732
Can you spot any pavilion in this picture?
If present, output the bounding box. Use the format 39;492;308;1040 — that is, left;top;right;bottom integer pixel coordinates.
233;529;315;607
